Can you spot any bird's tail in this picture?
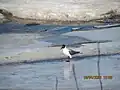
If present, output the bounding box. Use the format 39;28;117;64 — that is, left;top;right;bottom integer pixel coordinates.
74;51;80;54
76;51;83;54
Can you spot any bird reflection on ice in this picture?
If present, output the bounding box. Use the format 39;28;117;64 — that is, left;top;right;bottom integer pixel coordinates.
63;61;73;80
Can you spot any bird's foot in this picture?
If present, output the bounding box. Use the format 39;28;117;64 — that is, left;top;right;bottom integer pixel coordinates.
66;60;70;62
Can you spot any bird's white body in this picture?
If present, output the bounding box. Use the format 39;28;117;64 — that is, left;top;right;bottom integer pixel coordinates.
62;47;72;58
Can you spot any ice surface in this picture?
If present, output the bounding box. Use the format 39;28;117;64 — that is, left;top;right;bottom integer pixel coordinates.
0;26;120;64
0;22;120;89
65;27;120;41
0;55;120;90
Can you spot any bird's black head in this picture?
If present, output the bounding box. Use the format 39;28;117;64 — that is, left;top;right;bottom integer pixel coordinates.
61;44;66;49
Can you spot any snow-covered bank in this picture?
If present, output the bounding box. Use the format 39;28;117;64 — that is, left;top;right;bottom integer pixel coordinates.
0;0;120;24
0;0;120;20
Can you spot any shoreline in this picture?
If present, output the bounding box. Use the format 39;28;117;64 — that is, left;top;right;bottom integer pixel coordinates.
0;9;120;25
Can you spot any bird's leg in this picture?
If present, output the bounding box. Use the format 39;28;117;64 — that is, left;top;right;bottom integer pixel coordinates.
66;56;70;62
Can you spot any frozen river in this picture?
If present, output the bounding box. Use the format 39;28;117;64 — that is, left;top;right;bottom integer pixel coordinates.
0;0;120;89
0;55;120;90
0;23;120;89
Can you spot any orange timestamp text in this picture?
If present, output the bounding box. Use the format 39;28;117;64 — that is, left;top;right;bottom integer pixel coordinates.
84;75;112;79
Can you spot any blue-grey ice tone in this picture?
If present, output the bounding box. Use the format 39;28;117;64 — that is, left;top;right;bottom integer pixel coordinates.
0;22;120;90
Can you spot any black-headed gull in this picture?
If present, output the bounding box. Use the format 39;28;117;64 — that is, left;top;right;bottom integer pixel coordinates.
61;44;80;62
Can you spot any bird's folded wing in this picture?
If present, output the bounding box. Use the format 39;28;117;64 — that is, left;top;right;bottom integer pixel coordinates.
69;49;80;55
